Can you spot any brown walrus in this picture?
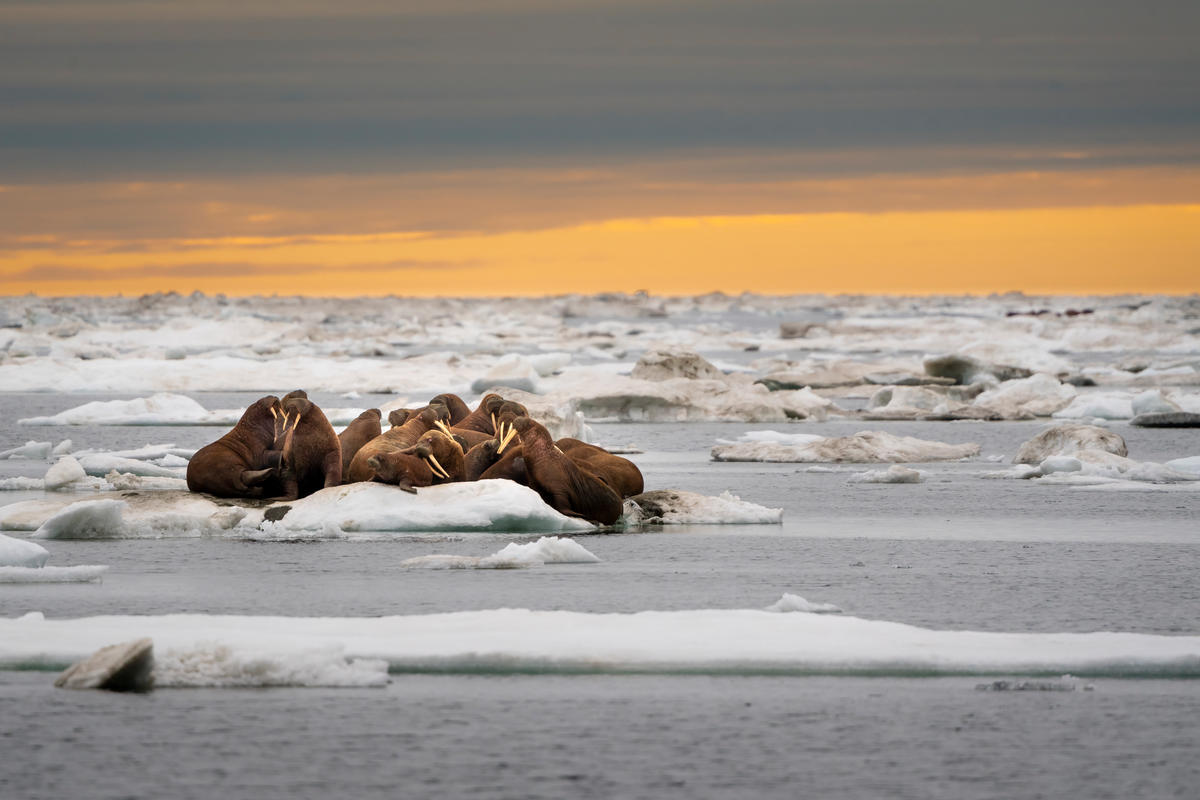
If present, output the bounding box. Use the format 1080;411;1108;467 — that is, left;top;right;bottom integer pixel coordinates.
429;393;471;426
337;408;382;479
387;408;415;428
511;416;623;525
454;393;506;436
364;451;434;493
408;430;465;484
557;438;644;498
348;404;448;483
278;392;342;500
186;395;284;498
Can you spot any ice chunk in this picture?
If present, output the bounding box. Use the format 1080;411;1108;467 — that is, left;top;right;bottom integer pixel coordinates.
625;489;782;524
470;354;541;394
1037;456;1083;474
55;638;154;692
51;440;73;456
1165;456;1200;476
1132;389;1182;416
44;455;87;490
764;594;843;614
0;532;49;567
1052;392;1135;420
973;373;1076;417
1013;424;1127;464
402;536;600;569
76;455;183;478
631;350;726;381
848;465;924;484
1;441;52;460
34;500;128;539
712;431;979;463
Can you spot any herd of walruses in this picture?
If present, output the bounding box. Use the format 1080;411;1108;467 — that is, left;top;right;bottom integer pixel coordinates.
185;391;643;525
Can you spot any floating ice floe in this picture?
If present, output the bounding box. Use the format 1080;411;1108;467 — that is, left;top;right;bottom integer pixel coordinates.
972;373;1077;417
400;536;600;570
0;531;108;582
470;353;542;394
5;600;1200;677
0;477;46;491
847;465;924;484
540;351;834;422
1052;392;1136;420
764;593;843;614
43;455;87;490
76;455;183;479
624;490;783;524
711;430;980;463
0;441;52;460
0;532;49;567
1013;424;1127;464
1018;451;1200;484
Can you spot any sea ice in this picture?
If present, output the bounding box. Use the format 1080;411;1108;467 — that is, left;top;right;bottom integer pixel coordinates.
3;604;1198;677
470;354;542;394
624;489;783;524
401;536;600;569
973;373;1077;417
1013;424;1128;464
0;532;49;567
764;593;843;614
43;455;87;490
76;455;183;479
711;430;980;463
155;643;388;688
0;441;52;460
1052;392;1136;420
847;465;924;484
33;500;129;539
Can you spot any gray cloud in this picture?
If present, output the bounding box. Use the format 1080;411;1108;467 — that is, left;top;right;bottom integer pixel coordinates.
2;0;1198;179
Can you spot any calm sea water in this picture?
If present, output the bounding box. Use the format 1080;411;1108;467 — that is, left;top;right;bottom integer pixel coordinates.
2;391;1199;799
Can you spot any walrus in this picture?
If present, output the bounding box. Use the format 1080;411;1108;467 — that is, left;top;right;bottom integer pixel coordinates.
429;393;471;426
186;395;284;498
408;430;465;484
337;408;382;478
387;408;415;428
453;393;506;436
511;416;623;525
557;438;644;498
364;451;433;493
348;404;448;483
278;393;342;500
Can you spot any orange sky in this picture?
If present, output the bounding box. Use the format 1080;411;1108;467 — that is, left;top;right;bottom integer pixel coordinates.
2;166;1198;296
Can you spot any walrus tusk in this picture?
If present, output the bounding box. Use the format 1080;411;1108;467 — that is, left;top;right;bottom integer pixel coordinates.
270;406;278;420
433;419;453;435
425;453;450;479
490;412;497;433
497;425;518;454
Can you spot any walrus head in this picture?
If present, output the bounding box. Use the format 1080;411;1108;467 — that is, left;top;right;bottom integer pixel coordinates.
429;393;471;425
387;408;413;428
365;453;427;493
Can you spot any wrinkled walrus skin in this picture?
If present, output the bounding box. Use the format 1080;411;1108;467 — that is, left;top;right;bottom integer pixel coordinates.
348;404;448;483
557;438;644;498
186;395;284;498
278;393;342;500
512;416;623;525
338;408;382;478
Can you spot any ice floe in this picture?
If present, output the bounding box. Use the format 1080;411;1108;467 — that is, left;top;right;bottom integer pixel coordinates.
1013;424;1127;464
4;602;1199;677
154;643;389;688
400;536;600;570
43;456;87;490
0;565;108;584
624;490;783;524
847;465;924;484
1;441;52;460
0;532;49;567
19;392;366;427
711;430;980;463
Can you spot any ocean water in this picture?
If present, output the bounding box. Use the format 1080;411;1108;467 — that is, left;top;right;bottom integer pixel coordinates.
2;294;1199;798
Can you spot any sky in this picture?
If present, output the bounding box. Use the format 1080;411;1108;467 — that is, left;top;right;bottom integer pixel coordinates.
1;0;1198;296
